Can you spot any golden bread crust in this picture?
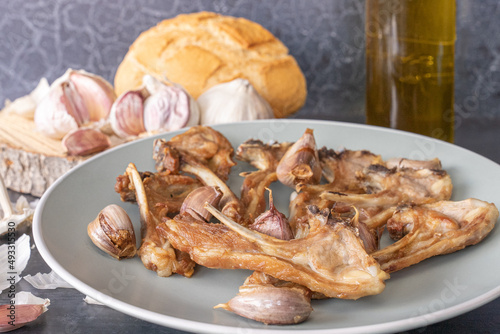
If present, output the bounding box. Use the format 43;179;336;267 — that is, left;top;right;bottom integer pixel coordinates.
114;11;306;118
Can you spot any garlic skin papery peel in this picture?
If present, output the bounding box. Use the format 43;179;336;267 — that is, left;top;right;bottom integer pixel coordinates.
23;271;73;289
198;78;275;125
0;234;31;294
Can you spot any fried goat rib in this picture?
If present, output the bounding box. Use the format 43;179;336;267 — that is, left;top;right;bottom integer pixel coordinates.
157;204;389;299
318;148;383;193
115;171;201;210
154;125;236;181
125;163;196;277
236;139;292;221
372;198;499;273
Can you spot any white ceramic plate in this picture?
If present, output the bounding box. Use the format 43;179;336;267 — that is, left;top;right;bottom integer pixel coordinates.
34;120;500;333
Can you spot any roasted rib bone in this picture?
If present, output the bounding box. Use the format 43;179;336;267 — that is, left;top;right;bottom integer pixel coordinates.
115;171;201;209
125;163;195;277
153;133;242;223
372;198;499;273
236;139;292;221
157;204;389;299
318;148;382;193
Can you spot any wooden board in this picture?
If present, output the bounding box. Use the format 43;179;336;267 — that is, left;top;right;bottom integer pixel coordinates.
0;112;85;197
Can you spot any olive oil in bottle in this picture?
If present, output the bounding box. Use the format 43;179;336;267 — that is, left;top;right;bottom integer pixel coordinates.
365;0;456;142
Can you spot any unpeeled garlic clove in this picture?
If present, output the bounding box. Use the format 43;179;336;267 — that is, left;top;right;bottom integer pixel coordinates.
87;204;137;259
34;69;116;139
215;285;313;325
276;128;322;188
198;78;274;125
0;304;47;332
249;189;293;240
109;89;147;138
62;127;111;156
143;75;200;132
180;186;223;222
69;70;116;121
34;81;87;139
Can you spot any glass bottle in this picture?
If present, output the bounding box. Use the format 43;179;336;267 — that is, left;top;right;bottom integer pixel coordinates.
365;0;456;142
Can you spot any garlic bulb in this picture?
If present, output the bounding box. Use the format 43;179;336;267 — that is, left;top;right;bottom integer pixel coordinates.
109;75;200;138
198;79;274;125
87;204;137;260
34;69;116;139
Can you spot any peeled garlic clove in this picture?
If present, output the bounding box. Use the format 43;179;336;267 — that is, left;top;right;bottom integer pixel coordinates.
87;204;137;259
180;186;223;222
198;78;274;125
69;70;116;121
143;75;200;132
0;304;47;331
62;127;111;156
34;81;87;139
277;128;322;188
249;189;293;240
215;285;313;325
109;89;147;138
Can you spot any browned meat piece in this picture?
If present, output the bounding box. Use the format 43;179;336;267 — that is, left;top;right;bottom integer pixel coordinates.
236;139;292;171
289;157;451;236
385;157;442;170
320;165;453;230
372;198;499;273
115;172;201;211
236;139;292;221
153;134;243;223
318;148;382;193
154;126;236;181
125;163;196;277
157;204;389;299
359;164;452;200
180;152;244;224
276;128;322;188
115;171;153;202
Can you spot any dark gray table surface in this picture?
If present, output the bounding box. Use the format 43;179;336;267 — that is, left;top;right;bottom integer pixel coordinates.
2;117;500;334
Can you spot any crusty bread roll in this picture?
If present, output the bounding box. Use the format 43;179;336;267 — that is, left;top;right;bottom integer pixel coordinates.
114;12;306;118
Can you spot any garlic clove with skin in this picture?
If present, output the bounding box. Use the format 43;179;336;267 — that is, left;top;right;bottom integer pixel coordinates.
62;127;111;156
34;81;86;139
88;204;137;260
34;69;116;139
69;70;117;121
276;128;322;188
249;189;293;240
198;78;274;125
108;75;200;138
180;186;223;222
215;284;313;325
109;89;147;138
143;75;200;132
0;304;48;332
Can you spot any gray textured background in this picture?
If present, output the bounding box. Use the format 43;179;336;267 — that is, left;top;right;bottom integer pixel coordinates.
0;0;499;125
